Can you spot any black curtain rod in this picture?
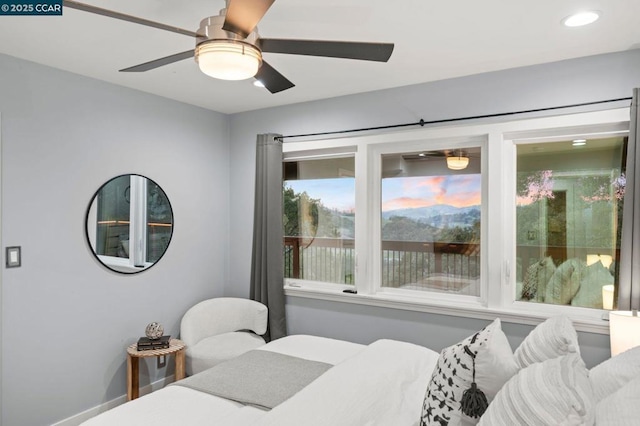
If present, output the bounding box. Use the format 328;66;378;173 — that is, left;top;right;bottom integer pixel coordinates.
276;97;632;141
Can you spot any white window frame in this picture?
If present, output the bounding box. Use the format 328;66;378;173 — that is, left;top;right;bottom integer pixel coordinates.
367;135;488;308
283;108;630;333
283;147;358;286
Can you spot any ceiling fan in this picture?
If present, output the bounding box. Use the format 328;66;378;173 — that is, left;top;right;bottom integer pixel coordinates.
62;0;394;94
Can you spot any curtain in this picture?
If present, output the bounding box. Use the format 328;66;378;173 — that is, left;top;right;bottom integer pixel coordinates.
618;89;640;310
250;133;287;340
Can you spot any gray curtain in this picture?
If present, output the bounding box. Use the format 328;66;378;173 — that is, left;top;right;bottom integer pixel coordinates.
618;89;640;310
250;133;287;340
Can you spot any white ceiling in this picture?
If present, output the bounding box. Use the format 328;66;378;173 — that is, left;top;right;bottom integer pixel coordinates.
1;0;639;114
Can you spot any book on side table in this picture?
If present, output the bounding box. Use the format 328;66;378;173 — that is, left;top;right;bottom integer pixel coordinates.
137;335;171;351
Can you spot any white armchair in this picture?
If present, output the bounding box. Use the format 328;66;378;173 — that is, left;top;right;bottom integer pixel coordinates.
180;297;268;376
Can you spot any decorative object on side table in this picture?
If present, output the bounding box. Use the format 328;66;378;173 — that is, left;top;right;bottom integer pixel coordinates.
137;322;169;351
145;322;164;339
137;335;171;351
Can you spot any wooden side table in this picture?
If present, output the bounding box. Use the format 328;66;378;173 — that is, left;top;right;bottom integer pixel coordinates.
126;338;186;401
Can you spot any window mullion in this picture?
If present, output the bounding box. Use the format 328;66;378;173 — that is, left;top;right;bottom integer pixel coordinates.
355;142;373;294
129;175;148;267
487;132;513;310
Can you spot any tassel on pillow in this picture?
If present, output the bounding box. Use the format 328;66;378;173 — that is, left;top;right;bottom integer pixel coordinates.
460;345;489;418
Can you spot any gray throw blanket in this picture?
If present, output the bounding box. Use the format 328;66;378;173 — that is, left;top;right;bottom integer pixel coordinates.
171;350;331;410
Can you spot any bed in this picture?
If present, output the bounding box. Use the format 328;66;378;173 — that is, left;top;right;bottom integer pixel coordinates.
81;317;640;426
82;334;440;426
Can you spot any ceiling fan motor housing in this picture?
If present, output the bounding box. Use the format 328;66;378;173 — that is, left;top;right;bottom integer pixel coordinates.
196;12;260;49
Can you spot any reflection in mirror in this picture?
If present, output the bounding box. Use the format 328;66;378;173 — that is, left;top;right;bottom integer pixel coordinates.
86;174;173;273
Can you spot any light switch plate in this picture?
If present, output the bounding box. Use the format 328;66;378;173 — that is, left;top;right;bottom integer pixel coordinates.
6;246;21;268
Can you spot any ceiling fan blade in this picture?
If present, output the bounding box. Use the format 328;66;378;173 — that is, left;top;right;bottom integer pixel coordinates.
62;0;198;38
255;60;294;94
120;50;195;72
260;39;394;62
222;0;275;38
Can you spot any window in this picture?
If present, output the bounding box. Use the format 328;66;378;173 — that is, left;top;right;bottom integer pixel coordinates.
283;108;631;332
95;175;131;259
514;136;626;310
146;182;173;263
94;175;173;270
283;155;355;285
380;149;482;296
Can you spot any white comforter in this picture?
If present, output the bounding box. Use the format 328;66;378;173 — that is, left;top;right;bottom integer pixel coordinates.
255;339;439;426
82;335;438;426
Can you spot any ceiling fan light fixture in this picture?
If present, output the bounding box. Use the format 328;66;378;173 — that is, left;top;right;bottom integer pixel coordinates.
446;155;469;170
195;40;262;81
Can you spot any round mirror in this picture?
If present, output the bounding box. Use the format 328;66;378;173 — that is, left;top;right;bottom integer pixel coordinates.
85;174;174;274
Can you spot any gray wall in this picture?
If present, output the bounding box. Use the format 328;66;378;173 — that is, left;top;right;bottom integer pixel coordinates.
2;48;639;425
228;49;640;369
0;54;229;426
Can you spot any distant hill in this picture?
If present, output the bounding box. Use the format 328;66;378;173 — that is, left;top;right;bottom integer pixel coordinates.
382;204;480;228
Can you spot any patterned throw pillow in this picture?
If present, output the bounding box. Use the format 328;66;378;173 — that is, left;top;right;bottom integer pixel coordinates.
514;315;579;369
521;257;556;301
478;353;595;426
420;319;518;426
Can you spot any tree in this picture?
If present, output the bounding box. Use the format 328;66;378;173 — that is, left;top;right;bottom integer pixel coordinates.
283;184;342;238
517;170;555;202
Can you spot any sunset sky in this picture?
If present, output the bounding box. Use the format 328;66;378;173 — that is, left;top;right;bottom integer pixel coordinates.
285;174;482;212
382;175;481;211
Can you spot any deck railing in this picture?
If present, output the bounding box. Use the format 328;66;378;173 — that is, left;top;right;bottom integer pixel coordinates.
284;237;355;284
284;237;480;287
284;236;618;291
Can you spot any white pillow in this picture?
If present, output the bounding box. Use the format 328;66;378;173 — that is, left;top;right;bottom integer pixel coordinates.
514;315;579;368
595;375;640;425
570;261;613;309
589;345;640;403
478;353;595;426
545;258;584;305
420;318;518;425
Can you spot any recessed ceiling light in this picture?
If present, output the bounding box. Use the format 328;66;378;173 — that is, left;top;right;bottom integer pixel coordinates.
572;139;587;146
563;11;600;27
418;153;426;157
253;80;265;88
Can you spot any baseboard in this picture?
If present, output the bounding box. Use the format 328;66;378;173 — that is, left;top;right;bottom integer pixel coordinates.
52;375;175;426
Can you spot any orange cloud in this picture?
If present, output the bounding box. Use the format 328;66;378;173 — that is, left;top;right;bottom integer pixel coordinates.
445;192;482;207
382;197;435;211
415;176;446;188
